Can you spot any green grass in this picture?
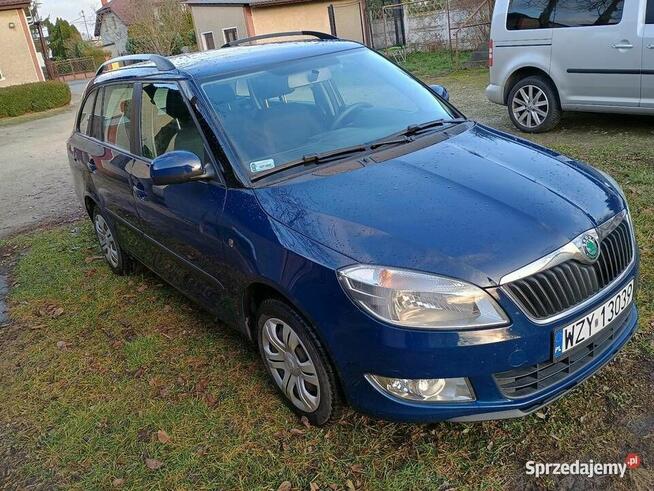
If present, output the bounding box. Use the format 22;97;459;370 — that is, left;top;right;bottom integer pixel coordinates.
1;66;653;490
400;50;472;80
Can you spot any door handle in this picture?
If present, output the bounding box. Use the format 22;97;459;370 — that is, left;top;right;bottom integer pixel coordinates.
132;182;147;200
611;42;633;49
87;158;97;172
648;44;654;49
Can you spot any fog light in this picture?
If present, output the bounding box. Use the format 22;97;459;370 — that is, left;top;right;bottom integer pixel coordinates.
366;374;474;402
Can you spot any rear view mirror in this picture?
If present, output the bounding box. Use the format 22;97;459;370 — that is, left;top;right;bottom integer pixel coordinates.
150;151;210;185
429;84;449;101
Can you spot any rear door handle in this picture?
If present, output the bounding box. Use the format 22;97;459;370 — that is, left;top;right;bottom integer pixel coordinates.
87;158;97;172
132;182;147;200
648;44;654;49
611;43;633;49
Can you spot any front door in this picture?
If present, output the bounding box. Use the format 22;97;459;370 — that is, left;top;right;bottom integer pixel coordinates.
642;0;654;108
129;81;229;314
551;0;642;107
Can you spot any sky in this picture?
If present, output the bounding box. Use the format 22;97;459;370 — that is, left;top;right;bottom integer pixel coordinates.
38;0;102;38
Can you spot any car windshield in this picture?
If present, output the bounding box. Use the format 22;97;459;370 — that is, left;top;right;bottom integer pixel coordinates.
200;47;457;177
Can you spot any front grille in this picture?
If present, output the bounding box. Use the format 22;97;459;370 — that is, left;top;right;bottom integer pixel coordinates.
495;307;631;398
505;219;633;320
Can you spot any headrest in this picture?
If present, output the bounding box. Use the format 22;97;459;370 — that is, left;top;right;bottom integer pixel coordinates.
166;89;190;121
251;74;292;100
206;83;236;105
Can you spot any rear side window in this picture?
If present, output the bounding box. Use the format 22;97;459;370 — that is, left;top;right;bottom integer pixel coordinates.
140;83;207;162
553;0;624;27
647;0;654;24
99;84;134;151
507;0;555;30
77;90;97;135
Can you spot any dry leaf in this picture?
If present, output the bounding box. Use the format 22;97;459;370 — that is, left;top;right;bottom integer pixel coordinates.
205;393;218;407
112;478;125;488
350;464;363;474
310;483;320;491
289;428;304;436
145;458;163;470
157;430;171;444
133;367;145;378
346;479;356;491
52;307;65;318
277;481;292;491
300;415;311;428
137;284;148;293
535;411;546;420
84;255;103;264
56;340;68;349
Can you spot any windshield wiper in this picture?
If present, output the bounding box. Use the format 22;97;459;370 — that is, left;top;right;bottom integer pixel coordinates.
402;117;468;137
250;144;369;181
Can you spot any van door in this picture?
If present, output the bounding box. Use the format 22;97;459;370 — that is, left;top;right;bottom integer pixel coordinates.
642;0;654;108
129;81;229;315
551;0;642;108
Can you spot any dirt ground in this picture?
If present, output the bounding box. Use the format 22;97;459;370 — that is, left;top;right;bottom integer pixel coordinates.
0;80;88;239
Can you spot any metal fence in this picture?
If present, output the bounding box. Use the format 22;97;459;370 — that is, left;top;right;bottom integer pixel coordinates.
365;0;492;69
52;57;98;81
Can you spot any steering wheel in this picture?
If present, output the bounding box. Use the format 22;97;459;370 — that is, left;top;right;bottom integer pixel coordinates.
330;102;372;130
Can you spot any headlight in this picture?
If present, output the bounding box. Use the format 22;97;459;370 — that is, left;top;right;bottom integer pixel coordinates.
337;265;509;329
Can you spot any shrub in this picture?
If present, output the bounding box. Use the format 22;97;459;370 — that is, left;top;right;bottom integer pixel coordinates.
0;80;71;118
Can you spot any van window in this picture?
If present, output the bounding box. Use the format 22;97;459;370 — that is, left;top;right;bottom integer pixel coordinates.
647;0;654;24
140;83;207;162
100;84;134;151
553;0;624;27
78;90;97;135
507;0;555;30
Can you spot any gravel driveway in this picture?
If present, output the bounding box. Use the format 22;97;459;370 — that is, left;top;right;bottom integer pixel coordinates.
0;80;88;239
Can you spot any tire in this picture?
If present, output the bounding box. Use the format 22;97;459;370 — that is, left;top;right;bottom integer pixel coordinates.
256;298;341;426
507;76;562;133
92;208;133;276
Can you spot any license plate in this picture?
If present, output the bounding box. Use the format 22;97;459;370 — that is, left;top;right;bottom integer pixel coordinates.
553;280;634;359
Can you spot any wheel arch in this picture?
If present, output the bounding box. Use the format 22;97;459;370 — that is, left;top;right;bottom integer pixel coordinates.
84;194;99;218
504;67;560;106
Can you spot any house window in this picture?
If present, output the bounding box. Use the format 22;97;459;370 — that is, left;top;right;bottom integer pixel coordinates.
202;32;216;50
223;27;238;44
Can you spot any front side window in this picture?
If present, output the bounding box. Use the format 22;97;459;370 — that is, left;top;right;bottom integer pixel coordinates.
78;90;97;135
201;48;455;177
507;0;556;30
140;83;208;162
100;84;134;151
647;0;654;24
553;0;624;27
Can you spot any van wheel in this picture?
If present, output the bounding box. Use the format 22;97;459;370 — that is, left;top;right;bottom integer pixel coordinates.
256;299;340;426
92;208;133;275
507;76;561;133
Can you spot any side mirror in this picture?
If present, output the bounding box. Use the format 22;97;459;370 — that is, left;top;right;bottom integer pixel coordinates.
150;150;209;185
429;84;449;101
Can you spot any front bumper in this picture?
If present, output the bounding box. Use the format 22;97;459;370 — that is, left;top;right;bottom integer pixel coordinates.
314;263;639;423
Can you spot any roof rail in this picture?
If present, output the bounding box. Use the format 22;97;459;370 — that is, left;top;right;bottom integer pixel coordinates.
222;31;338;48
96;54;176;76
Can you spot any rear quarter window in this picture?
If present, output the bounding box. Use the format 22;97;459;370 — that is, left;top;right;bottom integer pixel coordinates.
507;0;555;30
77;90;97;135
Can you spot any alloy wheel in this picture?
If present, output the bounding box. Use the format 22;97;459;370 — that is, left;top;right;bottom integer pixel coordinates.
94;214;119;268
511;85;549;129
261;317;321;412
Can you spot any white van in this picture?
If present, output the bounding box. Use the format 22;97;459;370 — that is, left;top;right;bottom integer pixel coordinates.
486;0;653;132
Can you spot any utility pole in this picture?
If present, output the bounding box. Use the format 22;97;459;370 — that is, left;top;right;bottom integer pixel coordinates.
34;19;55;80
80;10;91;40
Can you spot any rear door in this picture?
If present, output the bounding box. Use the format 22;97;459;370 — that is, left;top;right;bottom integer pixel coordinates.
129;81;228;313
71;83;141;242
551;0;642;107
642;0;654;108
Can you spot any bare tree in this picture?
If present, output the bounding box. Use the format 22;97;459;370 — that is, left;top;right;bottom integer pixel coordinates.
127;0;195;55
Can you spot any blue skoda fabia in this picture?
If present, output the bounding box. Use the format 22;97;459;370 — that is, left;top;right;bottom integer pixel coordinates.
68;32;639;425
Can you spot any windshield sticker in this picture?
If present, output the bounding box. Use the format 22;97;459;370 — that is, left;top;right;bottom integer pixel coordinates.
250;159;275;173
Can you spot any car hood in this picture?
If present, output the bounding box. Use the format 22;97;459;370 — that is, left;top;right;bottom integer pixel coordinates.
254;124;624;287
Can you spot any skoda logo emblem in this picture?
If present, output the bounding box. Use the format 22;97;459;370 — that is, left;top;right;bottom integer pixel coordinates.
582;234;600;261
